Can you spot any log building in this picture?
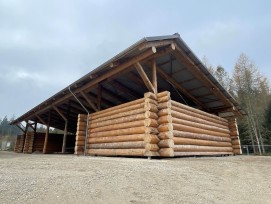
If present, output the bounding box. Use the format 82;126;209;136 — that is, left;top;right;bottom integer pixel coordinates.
11;33;244;157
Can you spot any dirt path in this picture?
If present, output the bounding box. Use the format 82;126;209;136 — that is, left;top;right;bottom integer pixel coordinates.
0;152;270;204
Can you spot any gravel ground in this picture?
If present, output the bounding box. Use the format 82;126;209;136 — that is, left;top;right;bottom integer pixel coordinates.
0;151;270;204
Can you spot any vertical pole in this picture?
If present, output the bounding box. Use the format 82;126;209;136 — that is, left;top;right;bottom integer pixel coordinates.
43;112;51;154
152;59;157;94
22;121;29;153
97;85;102;110
62;120;68;153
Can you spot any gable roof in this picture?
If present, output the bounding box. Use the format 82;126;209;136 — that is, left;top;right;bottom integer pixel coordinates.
11;33;244;132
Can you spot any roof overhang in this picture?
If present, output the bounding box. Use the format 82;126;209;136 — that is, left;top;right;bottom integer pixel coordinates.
11;33;245;132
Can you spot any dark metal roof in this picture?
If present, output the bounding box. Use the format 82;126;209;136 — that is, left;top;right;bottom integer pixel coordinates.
11;33;244;131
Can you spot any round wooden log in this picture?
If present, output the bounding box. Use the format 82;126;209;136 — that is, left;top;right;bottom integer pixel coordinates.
171;110;228;130
91;108;145;123
173;137;232;147
89;127;158;138
87;148;145;156
158;108;171;117
229;123;237;129
76;140;85;146
158;139;174;148
75;146;84;152
159;148;174;157
91;98;145;116
145;143;159;151
145;98;158;106
144;103;158;113
88;134;145;144
144;92;157;100
77;118;87;123
156;91;170;99
78;115;87;119
144;134;159;144
144;151;159;157
158;115;173;124
233;148;242;155
230;130;239;136
172;117;230;134
75;151;84;155
76;130;86;136
173;123;230;137
89;119;158;133
88;141;145;149
171;100;228;123
231;139;240;145
174;151;233;156
90;113;146;128
76;136;85;141
158;101;171;110
173;130;231;142
232;145;241;149
77;126;86;132
158;95;171;103
158;123;173;132
158;131;173;139
91;102;146;120
171;104;228;126
174;145;233;152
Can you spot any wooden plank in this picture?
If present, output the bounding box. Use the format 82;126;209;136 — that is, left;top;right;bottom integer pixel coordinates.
135;62;155;93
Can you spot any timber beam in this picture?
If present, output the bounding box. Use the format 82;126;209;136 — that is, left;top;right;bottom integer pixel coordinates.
22;47;157;121
80;91;98;112
135;62;155;93
53;105;68;153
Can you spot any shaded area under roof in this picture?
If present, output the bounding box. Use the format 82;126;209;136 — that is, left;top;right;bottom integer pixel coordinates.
11;33;244;133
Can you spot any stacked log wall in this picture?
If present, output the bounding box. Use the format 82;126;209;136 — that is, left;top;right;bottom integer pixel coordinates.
227;117;242;155
14;135;23;153
85;92;160;157
23;131;35;153
75;114;87;155
156;91;234;157
32;133;75;153
157;91;174;157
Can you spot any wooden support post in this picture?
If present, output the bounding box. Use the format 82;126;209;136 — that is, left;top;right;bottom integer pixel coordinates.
22;121;29;153
43;112;51;154
152;60;157;94
80;91;98;111
135;62;155;93
97;85;102;111
53;106;68;153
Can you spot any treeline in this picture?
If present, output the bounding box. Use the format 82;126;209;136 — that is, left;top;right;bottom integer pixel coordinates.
0;116;63;137
203;53;271;154
0;116;21;136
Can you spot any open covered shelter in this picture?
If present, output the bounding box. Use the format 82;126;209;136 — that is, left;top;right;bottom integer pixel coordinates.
11;33;244;157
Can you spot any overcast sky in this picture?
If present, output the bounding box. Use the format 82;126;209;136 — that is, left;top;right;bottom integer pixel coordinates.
0;0;270;120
